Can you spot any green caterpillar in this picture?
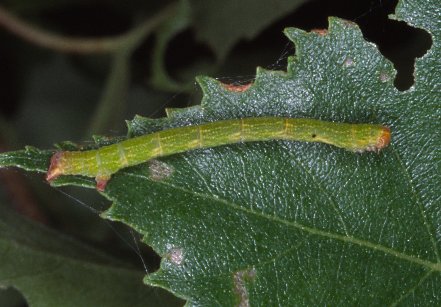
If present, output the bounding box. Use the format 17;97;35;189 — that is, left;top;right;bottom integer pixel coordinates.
46;117;391;191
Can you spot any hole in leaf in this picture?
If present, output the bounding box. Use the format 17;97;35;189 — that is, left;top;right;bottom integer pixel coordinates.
218;0;432;91
278;0;432;91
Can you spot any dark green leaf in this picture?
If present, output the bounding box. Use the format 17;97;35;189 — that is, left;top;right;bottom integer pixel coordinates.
0;0;439;305
0;146;52;173
106;3;440;304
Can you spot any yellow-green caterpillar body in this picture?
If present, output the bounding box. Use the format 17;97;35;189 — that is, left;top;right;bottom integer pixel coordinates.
47;117;391;191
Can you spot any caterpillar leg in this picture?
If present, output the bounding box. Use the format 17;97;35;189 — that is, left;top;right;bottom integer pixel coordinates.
96;175;111;192
47;151;111;191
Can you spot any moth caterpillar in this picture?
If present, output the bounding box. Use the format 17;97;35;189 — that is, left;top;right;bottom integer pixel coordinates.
46;117;391;191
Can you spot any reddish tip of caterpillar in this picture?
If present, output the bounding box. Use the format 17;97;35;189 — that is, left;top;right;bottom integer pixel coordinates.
46;152;65;182
376;126;391;150
222;83;253;93
95;176;110;192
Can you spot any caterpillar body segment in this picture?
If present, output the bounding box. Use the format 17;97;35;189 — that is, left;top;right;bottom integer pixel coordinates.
46;117;391;191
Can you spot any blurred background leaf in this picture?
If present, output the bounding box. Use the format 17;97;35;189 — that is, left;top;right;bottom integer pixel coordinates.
0;204;184;307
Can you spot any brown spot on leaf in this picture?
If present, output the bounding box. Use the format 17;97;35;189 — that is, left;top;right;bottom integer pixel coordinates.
233;268;256;307
148;160;174;181
222;82;253;93
311;28;328;36
343;57;354;67
380;72;391;82
165;244;184;265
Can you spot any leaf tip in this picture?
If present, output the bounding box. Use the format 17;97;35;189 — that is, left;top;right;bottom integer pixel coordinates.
283;27;306;43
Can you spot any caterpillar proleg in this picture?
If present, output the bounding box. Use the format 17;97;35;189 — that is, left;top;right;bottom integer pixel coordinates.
46;117;391;191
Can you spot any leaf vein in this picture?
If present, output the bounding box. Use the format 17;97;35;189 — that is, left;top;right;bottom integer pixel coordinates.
391;147;440;262
126;172;441;271
389;270;434;307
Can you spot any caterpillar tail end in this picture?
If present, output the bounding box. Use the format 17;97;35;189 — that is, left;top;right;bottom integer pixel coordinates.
46;152;65;182
375;126;391;151
47;151;110;191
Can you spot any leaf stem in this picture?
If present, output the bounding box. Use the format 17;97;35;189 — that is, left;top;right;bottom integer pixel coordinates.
0;3;177;54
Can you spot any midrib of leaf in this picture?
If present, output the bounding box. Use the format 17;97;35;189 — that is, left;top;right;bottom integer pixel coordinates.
126;172;441;272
